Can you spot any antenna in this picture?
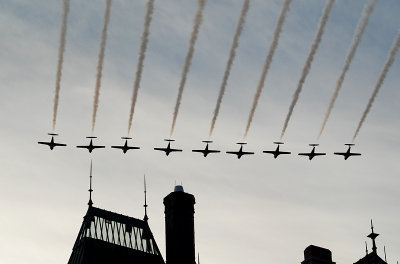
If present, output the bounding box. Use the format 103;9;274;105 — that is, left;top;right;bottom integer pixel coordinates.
88;160;93;207
367;219;379;253
143;174;148;221
384;246;387;262
365;241;368;256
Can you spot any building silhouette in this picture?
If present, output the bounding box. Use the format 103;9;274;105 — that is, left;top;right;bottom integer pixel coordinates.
67;165;391;264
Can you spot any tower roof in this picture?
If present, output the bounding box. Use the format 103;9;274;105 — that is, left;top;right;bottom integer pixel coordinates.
68;206;164;264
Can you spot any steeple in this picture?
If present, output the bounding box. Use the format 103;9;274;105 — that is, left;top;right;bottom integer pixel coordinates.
143;174;148;221
88;160;93;207
367;219;379;254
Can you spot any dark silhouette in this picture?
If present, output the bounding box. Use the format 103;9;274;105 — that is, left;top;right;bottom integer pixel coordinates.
164;185;196;264
37;133;67;150
192;140;220;157
263;142;291;158
226;142;254;159
154;139;182;156
298;144;326;160
111;137;140;154
68;163;164;264
76;136;105;153
334;143;361;160
302;245;335;264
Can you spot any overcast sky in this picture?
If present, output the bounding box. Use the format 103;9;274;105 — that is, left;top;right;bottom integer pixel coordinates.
0;0;399;263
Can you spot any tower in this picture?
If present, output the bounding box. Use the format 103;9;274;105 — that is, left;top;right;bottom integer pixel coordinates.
163;185;196;264
68;163;164;264
301;245;336;264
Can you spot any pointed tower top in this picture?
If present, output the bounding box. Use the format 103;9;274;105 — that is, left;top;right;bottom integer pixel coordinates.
143;174;148;221
367;219;379;253
88;160;93;207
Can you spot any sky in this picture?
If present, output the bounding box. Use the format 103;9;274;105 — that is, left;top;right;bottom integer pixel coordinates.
0;0;399;263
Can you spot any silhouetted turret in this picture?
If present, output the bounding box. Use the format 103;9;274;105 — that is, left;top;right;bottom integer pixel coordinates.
302;245;335;264
164;185;196;264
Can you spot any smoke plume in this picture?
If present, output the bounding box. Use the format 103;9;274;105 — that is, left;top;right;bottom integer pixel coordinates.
318;0;377;139
243;0;292;138
128;0;155;135
92;0;112;133
353;32;400;141
209;0;250;137
280;0;335;139
52;0;70;131
170;0;207;136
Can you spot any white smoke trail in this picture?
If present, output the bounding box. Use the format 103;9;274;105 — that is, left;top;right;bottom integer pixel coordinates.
92;0;112;133
52;0;70;131
209;0;250;137
243;0;292;138
128;0;155;135
318;0;377;139
170;0;207;136
280;0;335;139
353;32;400;141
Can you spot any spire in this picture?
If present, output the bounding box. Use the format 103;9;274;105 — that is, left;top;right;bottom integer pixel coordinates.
384;246;387;262
367;219;379;253
143;174;148;221
88;160;93;207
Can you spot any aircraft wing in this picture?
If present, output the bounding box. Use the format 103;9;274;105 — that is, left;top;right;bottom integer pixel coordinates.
111;146;123;149
38;142;50;146
279;151;291;155
314;153;326;156
92;146;105;149
154;147;167;152
76;145;88;149
208;150;221;153
54;142;67;147
226;151;239;155
192;149;204;153
127;146;140;150
170;148;182;152
348;153;361;156
263;150;276;154
298;153;310;156
242;151;254;155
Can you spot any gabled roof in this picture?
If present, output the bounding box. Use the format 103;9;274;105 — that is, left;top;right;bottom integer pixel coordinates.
354;252;387;264
68;206;165;264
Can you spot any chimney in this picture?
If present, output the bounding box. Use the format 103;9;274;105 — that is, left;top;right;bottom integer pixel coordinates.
302;245;336;264
164;185;196;264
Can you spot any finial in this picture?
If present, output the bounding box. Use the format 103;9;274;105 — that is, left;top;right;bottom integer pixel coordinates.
365;241;368;256
88;160;93;207
143;174;148;221
367;219;379;253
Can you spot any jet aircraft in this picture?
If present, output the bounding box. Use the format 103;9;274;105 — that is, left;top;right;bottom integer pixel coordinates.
192;140;221;157
37;133;67;150
111;137;140;154
76;136;105;153
226;143;254;159
154;139;182;156
262;142;291;159
298;144;326;160
334;144;361;160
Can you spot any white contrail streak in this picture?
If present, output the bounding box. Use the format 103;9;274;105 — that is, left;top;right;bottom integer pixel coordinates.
353;31;400;141
128;0;155;135
209;0;250;137
52;0;70;131
243;0;292;138
318;0;377;139
92;0;112;133
280;0;335;139
170;0;207;136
